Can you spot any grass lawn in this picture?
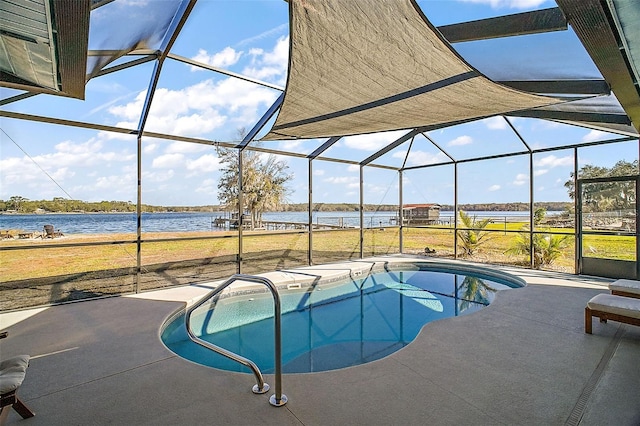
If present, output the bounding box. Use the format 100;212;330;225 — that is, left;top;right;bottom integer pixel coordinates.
0;224;634;310
3;224;634;282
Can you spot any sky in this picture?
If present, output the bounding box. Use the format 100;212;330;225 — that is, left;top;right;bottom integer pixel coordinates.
1;0;638;208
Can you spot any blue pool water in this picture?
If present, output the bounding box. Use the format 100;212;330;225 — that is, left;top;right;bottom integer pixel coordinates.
161;265;523;373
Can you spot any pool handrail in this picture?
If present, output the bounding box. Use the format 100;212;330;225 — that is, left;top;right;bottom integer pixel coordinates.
184;274;287;407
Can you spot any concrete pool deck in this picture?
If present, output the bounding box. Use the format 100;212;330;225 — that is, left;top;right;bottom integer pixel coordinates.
1;256;639;425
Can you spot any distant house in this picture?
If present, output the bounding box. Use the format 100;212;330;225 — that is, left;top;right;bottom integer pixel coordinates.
402;203;441;224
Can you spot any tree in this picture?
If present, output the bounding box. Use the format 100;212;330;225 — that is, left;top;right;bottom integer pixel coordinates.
457;210;492;257
506;209;570;268
565;160;637;212
216;144;292;230
8;196;28;212
533;207;546;226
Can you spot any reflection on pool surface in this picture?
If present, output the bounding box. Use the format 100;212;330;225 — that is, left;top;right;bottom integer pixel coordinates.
162;265;523;373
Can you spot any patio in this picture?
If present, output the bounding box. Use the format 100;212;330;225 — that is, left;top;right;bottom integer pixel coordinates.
2;2;640;424
1;257;638;426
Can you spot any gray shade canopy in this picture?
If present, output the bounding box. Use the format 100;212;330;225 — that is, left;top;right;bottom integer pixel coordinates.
1;0;638;152
263;0;566;141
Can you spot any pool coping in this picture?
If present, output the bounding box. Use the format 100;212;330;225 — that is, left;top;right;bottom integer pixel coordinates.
161;256;529;373
192;256;527;300
1;255;638;426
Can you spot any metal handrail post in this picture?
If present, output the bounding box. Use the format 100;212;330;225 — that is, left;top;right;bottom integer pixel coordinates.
269;279;287;407
184;274;287;406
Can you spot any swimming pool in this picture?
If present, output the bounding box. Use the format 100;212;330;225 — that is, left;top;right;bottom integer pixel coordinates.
161;263;524;373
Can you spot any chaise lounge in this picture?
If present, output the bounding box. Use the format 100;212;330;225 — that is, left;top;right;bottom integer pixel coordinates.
585;293;640;334
608;278;640;299
0;332;35;425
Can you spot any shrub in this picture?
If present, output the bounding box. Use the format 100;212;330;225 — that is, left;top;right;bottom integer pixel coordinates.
506;229;570;268
457;210;492;257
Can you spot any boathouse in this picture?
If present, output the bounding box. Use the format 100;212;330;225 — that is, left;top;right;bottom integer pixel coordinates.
402;203;441;224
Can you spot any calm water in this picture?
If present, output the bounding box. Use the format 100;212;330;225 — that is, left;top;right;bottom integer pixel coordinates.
0;211;392;234
162;267;522;373
0;211;553;234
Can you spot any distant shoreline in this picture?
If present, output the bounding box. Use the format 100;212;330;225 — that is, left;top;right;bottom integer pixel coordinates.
0;199;573;216
0;211;140;215
0;206;571;216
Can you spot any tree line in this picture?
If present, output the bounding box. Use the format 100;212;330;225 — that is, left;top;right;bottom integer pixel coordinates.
2;160;636;215
0;196;178;214
0;199;574;214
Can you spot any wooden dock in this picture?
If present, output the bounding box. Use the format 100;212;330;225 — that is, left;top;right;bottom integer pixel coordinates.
212;217;351;231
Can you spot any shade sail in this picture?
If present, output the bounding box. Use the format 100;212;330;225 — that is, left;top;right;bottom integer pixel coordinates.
262;0;565;141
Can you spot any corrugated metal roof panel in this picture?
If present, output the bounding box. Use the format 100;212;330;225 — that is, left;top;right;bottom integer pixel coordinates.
0;0;56;90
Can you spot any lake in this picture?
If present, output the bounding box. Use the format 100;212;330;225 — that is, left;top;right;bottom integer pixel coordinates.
0;211;552;234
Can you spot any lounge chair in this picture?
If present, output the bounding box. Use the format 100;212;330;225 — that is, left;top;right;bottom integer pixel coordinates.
0;332;35;424
608;279;640;299
43;224;63;238
585;293;640;334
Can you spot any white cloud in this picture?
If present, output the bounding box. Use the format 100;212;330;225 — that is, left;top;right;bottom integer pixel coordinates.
324;176;359;188
195;178;218;194
55;139;102;155
164;141;209;155
483;116;507;130
1;136;137;200
488;184;501;191
243;36;289;85
108;78;277;138
143;169;175;183
49;167;75;181
191;47;242;70
260;35;289;67
15;140;134;173
513;173;528;186
143;143;158;154
581;129;609;143
534;154;573;168
171;113;225;137
324;176;356;184
278;140;303;151
365;183;388;195
152;153;185;169
448;135;473;146
93;172;136;192
108;91;148;121
211;78;279;117
457;0;547;9
514;169;551;184
343;130;406;151
186;154;223;174
313;169;325;176
347;164;360;172
393;150;449;166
